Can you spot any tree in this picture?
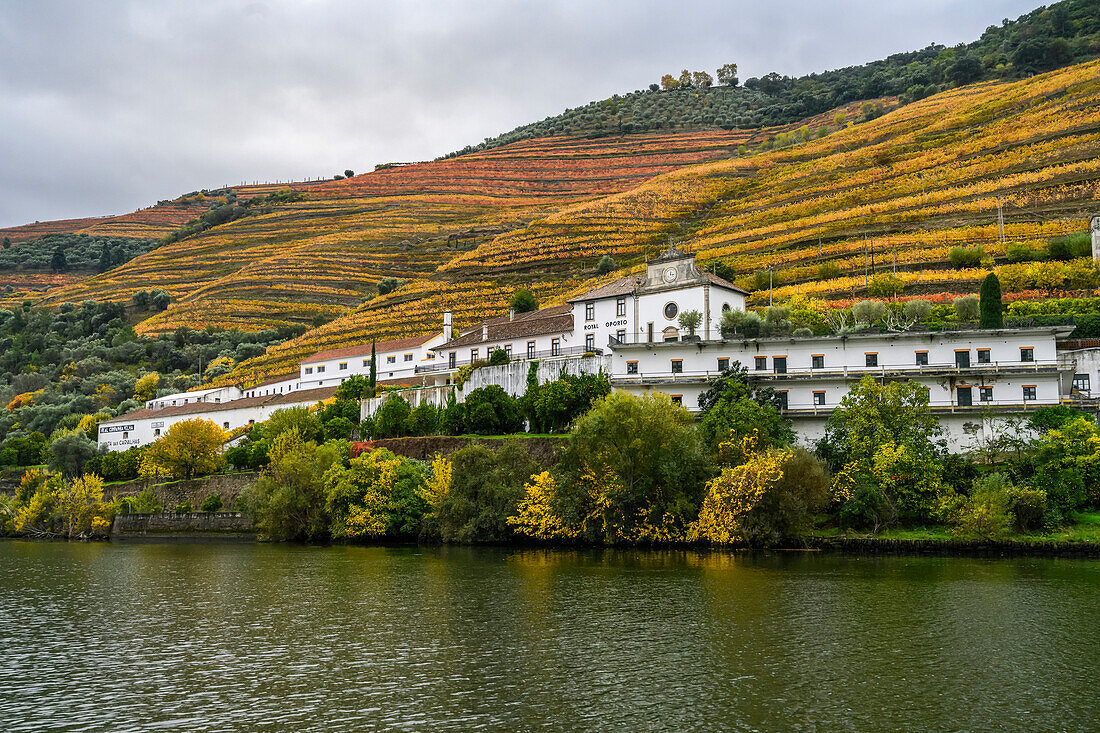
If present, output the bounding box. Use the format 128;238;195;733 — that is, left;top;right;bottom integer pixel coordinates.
979;273;1003;329
954;295;980;322
678;309;702;337
150;289;171;311
597;254;616;275
554;392;710;543
717;62;738;86
436;439;540;542
51;245;68;272
335;374;370;401
851;300;886;325
1;236;10;249
678;69;692;87
509;288;538;314
344;169;355;178
488;348;510;366
692;71;713;88
946;54;983;85
373;395;412;439
132;290;151;309
133;372;160;402
698;364;793;455
98;243;112;273
463;385;523;435
326;447;428;539
141;418;226;479
377;277;401;295
242;430;342;541
660;74;679;90
48;432;99;479
57;473;105;538
524;372;611;434
369;341;377;395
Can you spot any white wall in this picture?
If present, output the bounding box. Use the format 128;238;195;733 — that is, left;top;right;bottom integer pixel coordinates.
299;334;445;389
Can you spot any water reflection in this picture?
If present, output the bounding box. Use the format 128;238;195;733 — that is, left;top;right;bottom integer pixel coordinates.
1;542;1097;731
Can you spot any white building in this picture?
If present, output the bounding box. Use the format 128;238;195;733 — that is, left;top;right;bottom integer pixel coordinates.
99;386;337;451
426;305;578;378
298;332;447;390
145;385;243;409
610;326;1075;451
569;246;748;349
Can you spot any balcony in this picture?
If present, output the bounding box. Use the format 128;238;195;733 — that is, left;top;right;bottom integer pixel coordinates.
415;345;604;373
610;359;1064;386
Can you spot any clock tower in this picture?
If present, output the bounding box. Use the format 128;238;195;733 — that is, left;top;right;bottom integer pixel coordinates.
641;245;701;291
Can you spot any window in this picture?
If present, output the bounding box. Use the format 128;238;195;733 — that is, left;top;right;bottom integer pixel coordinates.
811;354;824;369
223;422;230;429
718;357;730;371
585;302;595;321
616;297;626;317
551;338;560;356
1020;347;1034;362
722;303;731;312
813;391;826;406
305;367;313;375
504;344;512;358
153;428;161;437
956;386;973;407
448;352;456;368
339;362;348;370
865;353;878;367
317;365;326;373
386;356;395;364
670;395;683;406
977;348;991;364
777;391;788;410
647;322;654;343
671;359;683;374
773;356;787;374
980;386;993;402
755;356;767;371
1074;373;1091;392
404;353;413;362
471;349;479;362
122;431;128;439
627;361;638;374
1023;385;1037;401
249;419;256;425
363;359;370;367
915;351;929;366
955;350;970;369
527;341;536;359
586;334;595;351
664;302;678;320
616;329;626;343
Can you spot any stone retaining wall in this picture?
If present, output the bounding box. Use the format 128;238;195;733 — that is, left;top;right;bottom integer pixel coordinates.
103;473;258;508
111;511;255;539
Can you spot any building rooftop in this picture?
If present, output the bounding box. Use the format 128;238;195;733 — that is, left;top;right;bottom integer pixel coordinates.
303;334;437;364
568;275;643;303
102;385;338;426
434;304;573;350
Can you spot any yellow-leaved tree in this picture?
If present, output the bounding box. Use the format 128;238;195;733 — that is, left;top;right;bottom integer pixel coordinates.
508;471;578;540
57;473;105;538
141;418;227;480
133;372;160;403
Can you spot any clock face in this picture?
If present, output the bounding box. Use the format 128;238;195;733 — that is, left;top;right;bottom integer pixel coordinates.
664;267;677;282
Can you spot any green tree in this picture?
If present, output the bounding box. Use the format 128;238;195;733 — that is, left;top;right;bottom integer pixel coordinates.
435;439;540;543
554;392;710;543
979;272;1003;329
373;395;412;439
51;244;68;272
954;295;980;322
488;348;510;366
325;447;428;539
510;288;538;314
463;385;523;435
47;432;99;479
524;372;611;433
1032;417;1100;514
698;364;793;456
717;62;738;86
597;254;616;274
678;309;702;337
335;374;370;401
369;341;377;395
344;169;355;178
243;431;343;541
377;277;401;295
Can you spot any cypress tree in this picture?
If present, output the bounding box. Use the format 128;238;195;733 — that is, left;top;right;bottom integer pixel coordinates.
368;340;377;397
979;273;1003;329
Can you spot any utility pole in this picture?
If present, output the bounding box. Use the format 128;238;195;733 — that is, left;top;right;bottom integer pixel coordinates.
997;197;1006;243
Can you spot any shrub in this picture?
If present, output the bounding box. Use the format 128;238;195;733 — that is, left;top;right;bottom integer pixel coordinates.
949;246;984;269
1007;486;1047;533
200;495;224;512
851;299;886;325
372;395;412;439
376;277;401;296
904;299;933;324
597;255;616;274
867;274;903;298
953;473;1011;541
818;261;841;280
953;295;980;322
175;501;193;513
488;348;510;366
462;385;523;435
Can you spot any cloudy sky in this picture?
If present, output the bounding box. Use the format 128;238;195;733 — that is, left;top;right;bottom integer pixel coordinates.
0;0;1040;228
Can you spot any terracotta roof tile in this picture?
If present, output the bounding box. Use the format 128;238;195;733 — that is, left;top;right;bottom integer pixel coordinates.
435;304;573;350
704;271;750;294
101;386;338;425
568;275;643;303
303;333;436;364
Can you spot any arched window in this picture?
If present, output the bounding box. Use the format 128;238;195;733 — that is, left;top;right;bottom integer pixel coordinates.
722;302;731;312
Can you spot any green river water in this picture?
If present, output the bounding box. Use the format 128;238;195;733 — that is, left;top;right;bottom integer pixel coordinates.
1;541;1098;731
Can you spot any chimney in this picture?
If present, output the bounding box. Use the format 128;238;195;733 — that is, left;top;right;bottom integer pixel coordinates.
1092;215;1100;262
442;311;453;341
509;308;515;321
482;324;489;341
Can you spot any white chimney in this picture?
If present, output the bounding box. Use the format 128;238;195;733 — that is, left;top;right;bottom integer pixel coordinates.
443;311;453;341
482;324;489;341
1092;215;1100;262
509;308;515;321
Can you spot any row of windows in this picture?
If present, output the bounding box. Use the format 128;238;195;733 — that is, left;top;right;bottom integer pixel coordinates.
585;298;628;320
747;347;1037;372
306;352;417;375
459;340;546;365
763;385;1039;410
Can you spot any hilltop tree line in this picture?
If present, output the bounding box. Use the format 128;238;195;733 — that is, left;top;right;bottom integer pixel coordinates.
0;233;155;274
444;0;1099;156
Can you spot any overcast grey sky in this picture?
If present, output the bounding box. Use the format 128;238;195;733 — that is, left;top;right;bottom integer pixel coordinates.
0;0;1040;228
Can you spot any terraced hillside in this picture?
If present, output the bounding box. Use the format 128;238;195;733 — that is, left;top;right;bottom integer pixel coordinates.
40;127;796;334
224;60;1100;384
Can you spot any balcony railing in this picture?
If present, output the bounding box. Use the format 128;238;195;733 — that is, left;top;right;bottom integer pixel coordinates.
415;345;604;373
610;359;1064;385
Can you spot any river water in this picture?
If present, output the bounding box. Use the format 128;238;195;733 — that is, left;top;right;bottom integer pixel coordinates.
1;542;1098;732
